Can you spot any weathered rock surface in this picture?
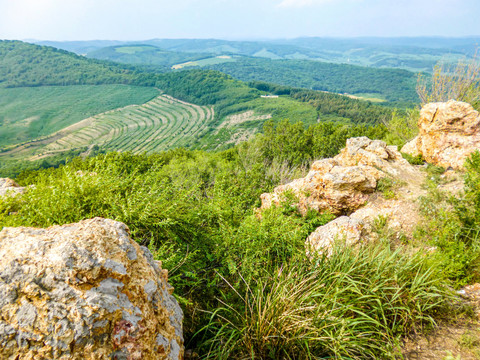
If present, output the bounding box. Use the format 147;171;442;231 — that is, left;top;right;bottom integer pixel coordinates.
0;178;25;197
306;216;365;257
402;100;480;169
0;217;183;360
261;137;413;215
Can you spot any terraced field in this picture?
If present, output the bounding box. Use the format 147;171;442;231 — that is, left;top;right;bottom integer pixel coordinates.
2;95;214;159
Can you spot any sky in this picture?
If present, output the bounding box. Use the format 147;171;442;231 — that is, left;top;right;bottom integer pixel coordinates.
0;0;479;41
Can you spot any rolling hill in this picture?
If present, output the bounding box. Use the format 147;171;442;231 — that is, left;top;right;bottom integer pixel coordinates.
0;40;396;170
36;36;479;72
0;85;158;148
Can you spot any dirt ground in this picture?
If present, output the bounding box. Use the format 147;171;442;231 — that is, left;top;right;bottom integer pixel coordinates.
402;293;480;360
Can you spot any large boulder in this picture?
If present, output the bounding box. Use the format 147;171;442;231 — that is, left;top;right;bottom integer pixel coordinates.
260;137;413;215
0;178;25;197
402;100;480;169
0;217;183;360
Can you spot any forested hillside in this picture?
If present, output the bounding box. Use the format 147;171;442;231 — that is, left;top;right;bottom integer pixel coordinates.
206;58;418;103
0;40;148;87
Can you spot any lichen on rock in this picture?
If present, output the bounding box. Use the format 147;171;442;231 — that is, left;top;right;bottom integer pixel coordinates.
0;217;183;360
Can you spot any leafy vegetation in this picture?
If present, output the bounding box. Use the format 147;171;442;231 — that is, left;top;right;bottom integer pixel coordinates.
413;158;480;286
3;118;477;358
290;89;395;124
0;40;148;87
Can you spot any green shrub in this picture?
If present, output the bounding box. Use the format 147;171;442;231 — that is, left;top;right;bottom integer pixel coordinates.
402;152;424;165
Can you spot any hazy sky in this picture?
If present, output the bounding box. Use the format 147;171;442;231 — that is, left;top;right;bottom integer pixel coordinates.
0;0;479;41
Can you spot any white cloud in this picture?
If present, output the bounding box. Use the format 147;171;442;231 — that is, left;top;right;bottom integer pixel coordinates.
277;0;333;8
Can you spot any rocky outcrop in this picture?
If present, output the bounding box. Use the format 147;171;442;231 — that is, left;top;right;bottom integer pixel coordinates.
0;178;25;197
0;217;183;360
306;195;424;256
402;100;480;169
260;137;413;216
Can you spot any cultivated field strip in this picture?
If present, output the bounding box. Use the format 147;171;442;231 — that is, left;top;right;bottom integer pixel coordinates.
44;95;213;154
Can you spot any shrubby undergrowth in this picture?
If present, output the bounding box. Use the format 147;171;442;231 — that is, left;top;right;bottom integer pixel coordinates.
1;121;479;358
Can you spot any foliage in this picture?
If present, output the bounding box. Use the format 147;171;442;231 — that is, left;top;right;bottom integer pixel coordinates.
251;119;387;168
382;108;420;147
414;157;480;286
0;40;149;88
0;127;468;356
417;50;480;110
290;89;395;125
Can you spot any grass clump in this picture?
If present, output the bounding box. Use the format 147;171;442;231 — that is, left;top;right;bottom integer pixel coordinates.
202;242;453;360
417;50;480;110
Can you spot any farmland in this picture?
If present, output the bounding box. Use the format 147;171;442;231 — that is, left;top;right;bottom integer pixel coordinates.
1;94;214;159
0;85;159;148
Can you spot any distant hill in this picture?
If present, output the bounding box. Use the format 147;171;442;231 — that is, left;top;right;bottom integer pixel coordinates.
34;36;479;72
205;58;418;103
87;45;213;71
79;43;420;103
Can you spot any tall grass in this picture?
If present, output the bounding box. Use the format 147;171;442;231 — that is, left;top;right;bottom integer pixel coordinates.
201;242;453;359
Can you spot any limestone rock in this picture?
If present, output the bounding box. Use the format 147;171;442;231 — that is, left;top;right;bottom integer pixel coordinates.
401;100;480;169
0;178;25;197
260;137;413;215
0;217;183;360
306;216;365;256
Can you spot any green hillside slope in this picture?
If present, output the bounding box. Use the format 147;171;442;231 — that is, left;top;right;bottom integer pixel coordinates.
0;40;150;88
0;40;396;165
0;85;158;148
1;94;213;159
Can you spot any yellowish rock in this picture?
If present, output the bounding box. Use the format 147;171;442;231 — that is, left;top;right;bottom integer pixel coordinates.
260;137;412;215
0;178;25;197
402;100;480;169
